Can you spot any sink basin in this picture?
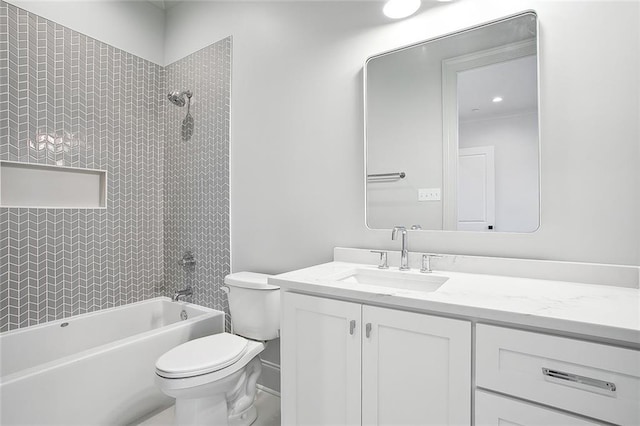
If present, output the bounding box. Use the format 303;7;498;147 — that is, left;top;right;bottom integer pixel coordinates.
334;268;448;293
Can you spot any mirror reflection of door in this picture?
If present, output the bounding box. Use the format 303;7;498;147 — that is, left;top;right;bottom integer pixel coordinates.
457;146;495;231
454;55;539;232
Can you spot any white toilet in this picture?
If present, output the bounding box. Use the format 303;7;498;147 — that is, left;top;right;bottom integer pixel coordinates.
155;272;279;426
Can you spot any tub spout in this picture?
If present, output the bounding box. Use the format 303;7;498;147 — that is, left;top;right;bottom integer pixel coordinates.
173;286;192;302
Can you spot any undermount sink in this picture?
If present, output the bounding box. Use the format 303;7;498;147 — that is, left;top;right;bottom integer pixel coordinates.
334;268;449;293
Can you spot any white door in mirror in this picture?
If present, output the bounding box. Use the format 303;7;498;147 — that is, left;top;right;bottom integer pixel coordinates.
457;146;495;231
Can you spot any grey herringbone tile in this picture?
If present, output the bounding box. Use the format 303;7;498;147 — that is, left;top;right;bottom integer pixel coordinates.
163;38;232;328
0;3;231;333
0;3;166;331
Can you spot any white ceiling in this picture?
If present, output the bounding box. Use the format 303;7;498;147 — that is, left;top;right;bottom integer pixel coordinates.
458;55;538;122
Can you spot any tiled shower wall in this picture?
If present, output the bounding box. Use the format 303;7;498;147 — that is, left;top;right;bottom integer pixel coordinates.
163;39;231;322
0;3;231;331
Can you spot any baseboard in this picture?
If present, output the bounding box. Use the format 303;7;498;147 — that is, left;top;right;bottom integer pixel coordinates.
257;359;281;394
257;384;281;398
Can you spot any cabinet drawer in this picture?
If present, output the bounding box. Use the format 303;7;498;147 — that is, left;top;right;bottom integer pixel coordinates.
476;390;603;426
476;324;640;425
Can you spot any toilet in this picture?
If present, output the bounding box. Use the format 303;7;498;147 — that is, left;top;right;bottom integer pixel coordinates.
155;272;279;426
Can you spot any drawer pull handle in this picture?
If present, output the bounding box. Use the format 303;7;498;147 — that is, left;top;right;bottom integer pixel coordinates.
542;368;616;392
349;320;356;335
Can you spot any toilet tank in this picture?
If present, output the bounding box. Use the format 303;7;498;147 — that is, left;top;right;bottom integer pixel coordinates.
224;272;280;341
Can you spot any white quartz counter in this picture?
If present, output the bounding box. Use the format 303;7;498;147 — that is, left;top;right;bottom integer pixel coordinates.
271;261;640;347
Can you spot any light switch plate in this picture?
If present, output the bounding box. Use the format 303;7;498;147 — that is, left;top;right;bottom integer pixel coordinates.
418;188;441;201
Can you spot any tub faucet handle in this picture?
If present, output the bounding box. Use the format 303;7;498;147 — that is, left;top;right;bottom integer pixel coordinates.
370;250;389;269
178;251;196;267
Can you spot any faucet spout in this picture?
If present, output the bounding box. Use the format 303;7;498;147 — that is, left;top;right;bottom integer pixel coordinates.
392;226;410;271
173;286;193;302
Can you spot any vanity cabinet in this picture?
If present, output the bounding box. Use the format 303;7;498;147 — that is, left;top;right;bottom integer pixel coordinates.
475;390;602;426
476;324;640;425
281;292;362;425
281;292;471;426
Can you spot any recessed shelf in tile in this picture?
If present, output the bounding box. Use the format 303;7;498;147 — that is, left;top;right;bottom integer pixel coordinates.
0;161;107;209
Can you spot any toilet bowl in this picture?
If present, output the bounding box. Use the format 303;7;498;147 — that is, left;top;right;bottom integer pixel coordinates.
155;272;279;426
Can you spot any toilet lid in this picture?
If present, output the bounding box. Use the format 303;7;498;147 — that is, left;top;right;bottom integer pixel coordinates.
156;333;249;378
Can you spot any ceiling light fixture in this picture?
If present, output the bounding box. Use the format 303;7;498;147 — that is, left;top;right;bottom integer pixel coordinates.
492;96;503;103
383;0;421;19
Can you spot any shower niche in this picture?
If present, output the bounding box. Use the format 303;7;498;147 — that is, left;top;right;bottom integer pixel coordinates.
0;161;107;208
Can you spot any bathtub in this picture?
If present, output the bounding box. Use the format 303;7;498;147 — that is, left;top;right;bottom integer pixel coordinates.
0;297;224;425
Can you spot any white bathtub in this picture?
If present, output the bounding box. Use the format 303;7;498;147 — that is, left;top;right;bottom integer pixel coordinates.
0;297;224;425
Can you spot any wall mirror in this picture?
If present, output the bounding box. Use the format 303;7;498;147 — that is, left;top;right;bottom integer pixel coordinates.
365;12;539;232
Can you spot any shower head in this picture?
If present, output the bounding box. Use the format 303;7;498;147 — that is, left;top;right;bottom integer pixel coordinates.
168;90;192;107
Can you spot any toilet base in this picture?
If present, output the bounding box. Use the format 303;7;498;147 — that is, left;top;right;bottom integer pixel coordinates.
175;395;229;425
173;394;258;426
229;404;258;426
166;356;263;426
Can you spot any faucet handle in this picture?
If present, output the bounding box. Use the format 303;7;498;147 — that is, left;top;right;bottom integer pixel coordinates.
178;251;196;267
391;225;406;239
420;253;442;273
370;250;389;269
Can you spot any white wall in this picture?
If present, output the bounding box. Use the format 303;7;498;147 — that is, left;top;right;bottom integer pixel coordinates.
165;0;639;272
7;1;636;268
5;0;165;65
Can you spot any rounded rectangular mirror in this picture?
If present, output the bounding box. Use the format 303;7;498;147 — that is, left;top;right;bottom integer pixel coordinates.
365;12;540;233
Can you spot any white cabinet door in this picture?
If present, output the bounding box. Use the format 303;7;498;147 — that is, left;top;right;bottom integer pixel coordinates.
475;390;603;426
281;292;362;426
361;305;471;426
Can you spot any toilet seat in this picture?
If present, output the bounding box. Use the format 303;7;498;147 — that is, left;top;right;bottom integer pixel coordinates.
156;333;249;379
156;338;266;394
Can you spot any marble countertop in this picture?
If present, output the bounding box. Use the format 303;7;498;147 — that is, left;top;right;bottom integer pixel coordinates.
271;261;640;346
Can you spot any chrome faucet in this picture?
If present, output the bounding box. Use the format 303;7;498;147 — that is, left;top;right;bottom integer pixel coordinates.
173;286;193;302
391;226;410;271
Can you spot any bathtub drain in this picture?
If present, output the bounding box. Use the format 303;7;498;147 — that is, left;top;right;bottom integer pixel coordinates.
180;310;188;320
61;322;69;327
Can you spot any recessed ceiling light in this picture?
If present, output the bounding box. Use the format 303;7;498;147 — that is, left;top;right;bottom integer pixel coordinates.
383;0;421;19
492;96;503;103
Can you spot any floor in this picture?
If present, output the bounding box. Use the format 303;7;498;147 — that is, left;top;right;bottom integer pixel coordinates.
137;389;281;426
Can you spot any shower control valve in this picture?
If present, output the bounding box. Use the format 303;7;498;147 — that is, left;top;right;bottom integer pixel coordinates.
178;251;196;267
